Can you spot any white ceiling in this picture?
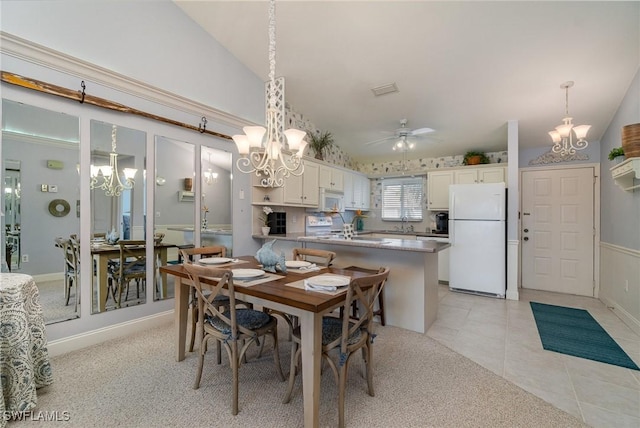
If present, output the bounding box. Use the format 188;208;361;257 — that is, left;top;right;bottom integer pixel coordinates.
176;1;638;163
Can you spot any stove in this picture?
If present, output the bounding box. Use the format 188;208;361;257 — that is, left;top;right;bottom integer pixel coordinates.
305;215;340;237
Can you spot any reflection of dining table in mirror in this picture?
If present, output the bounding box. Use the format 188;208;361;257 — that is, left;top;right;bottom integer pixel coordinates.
160;256;370;428
0;273;53;419
91;242;176;312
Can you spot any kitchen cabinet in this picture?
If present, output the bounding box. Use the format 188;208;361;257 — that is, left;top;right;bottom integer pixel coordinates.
427;171;454;210
283;160;319;206
319;164;344;192
344;171;370;210
454;166;506;184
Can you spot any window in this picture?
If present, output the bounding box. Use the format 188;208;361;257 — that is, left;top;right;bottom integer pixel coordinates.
381;177;423;221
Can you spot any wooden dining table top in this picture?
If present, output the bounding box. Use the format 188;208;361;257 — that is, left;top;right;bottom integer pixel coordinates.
159;256;371;314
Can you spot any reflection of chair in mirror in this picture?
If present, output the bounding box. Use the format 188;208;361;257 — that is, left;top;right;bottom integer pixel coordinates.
182;263;284;415
283;267;390;428
108;240;146;309
179;245;230;354
54;237;80;312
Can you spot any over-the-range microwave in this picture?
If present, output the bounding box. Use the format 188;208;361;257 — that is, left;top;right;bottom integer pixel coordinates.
314;188;344;213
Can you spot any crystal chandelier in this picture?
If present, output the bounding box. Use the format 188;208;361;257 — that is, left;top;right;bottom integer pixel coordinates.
232;0;307;187
548;81;590;156
90;125;137;196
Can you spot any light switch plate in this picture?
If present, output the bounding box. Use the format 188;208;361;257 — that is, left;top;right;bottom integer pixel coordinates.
41;184;48;192
49;185;58;193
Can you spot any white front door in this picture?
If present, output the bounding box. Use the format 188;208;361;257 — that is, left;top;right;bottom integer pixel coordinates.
521;167;595;296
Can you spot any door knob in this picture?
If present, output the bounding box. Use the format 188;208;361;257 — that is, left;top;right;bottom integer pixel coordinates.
524;236;529;241
524;228;529;233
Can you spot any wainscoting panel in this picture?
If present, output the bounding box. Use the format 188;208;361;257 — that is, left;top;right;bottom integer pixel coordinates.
599;242;640;335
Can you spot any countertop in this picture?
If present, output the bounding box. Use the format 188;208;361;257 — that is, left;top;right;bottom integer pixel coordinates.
168;227;232;236
252;232;450;253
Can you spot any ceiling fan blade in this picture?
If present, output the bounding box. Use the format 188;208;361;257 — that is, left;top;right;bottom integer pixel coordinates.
363;135;396;146
411;127;435;135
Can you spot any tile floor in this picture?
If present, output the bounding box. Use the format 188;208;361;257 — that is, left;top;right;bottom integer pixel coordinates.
427;285;640;428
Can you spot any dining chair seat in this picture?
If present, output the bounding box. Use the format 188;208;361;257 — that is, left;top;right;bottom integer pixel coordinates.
206;309;271;333
320;317;362;345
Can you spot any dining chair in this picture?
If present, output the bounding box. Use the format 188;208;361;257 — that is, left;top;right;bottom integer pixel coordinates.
292;247;336;266
341;266;386;326
182;262;285;415
54;237;80;312
108;240;147;308
283;266;390;428
179;246;235;354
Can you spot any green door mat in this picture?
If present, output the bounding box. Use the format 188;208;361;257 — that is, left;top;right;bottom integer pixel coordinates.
530;302;639;370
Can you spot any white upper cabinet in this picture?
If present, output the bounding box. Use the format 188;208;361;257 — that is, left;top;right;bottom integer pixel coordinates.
454;166;506;185
283;160;319;206
427;170;454;210
344;171;370;210
319;164;344;192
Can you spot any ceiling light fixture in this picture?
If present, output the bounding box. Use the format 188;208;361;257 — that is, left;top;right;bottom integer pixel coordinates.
393;135;415;171
203;153;218;185
548;81;590;156
90;125;137;196
232;0;307;187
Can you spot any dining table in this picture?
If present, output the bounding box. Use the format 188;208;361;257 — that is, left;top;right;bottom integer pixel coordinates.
0;273;53;427
160;256;372;428
91;242;175;312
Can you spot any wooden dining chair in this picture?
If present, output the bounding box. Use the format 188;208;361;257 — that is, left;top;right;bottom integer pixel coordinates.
108;240;147;308
341;265;386;326
54;237;80;312
292;247;336;267
283;266;390;428
182;263;285;415
179;245;231;353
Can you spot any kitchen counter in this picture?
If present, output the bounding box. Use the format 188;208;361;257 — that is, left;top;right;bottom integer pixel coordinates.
253;232;449;333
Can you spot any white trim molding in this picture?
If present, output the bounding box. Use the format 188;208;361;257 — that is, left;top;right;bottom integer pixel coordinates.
506;239;519;300
47;311;173;357
599;242;640;336
0;31;254;132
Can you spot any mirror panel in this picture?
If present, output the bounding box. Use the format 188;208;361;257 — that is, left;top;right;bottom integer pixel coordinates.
153;135;195;301
90;119;146;313
201;146;233;255
2;99;81;324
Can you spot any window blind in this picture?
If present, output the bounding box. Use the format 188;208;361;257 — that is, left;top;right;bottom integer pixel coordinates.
381;177;423;220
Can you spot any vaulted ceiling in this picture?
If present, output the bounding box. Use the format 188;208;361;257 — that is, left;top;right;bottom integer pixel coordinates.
175;1;639;163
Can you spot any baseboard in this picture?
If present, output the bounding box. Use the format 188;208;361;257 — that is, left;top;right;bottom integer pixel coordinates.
33;272;63;282
600;296;640;337
47;310;173;357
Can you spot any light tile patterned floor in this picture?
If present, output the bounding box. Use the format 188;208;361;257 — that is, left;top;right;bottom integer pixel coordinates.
427;285;640;428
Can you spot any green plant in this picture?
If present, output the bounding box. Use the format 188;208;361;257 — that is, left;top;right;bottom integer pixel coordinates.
308;130;334;160
608;147;625;161
463;151;490;165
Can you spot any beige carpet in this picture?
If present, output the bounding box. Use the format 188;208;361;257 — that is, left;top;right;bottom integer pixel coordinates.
20;320;587;427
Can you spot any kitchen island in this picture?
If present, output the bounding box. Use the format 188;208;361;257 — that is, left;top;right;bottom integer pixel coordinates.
252;233;449;333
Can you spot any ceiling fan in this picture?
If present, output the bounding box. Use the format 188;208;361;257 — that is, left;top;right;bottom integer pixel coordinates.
364;119;436;148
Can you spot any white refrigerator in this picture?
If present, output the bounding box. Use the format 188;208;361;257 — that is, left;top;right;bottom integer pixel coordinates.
448;182;506;297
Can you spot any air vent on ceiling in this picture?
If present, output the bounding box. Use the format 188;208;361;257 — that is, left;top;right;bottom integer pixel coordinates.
371;83;399;97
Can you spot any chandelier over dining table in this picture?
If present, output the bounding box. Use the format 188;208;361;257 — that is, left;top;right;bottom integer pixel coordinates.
90;124;137;197
232;0;307;187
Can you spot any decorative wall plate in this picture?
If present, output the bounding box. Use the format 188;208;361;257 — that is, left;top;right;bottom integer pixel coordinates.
48;199;70;217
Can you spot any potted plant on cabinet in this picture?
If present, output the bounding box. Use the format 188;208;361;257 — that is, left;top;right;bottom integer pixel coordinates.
463;151;490;165
608;147;625;163
308;130;334;161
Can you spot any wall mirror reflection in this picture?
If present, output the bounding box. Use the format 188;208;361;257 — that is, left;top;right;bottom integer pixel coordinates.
200;146;233;254
153;135;195;301
2;99;81;324
90;119;146;313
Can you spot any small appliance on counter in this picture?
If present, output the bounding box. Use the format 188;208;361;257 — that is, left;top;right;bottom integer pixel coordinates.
435;212;449;234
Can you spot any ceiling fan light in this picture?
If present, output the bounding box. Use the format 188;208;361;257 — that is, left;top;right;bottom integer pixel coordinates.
573;124;591;140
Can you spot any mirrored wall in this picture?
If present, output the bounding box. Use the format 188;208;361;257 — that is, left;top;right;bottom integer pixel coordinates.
200;146;233;254
2;99;81;324
90;119;147;313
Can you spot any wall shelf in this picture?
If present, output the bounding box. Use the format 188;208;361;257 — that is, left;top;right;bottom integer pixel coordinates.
610;157;640;191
